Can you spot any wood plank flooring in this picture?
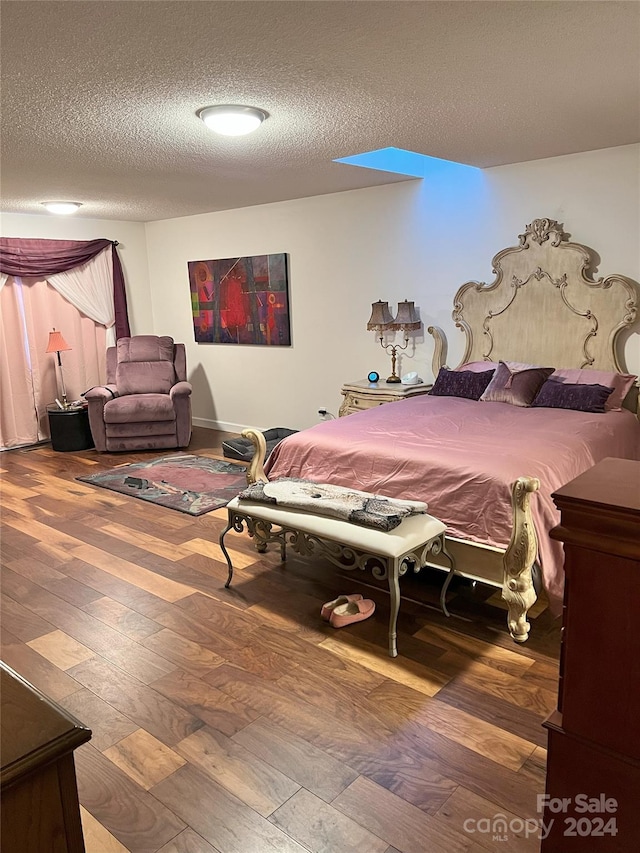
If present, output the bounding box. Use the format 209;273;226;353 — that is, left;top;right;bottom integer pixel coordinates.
0;428;561;852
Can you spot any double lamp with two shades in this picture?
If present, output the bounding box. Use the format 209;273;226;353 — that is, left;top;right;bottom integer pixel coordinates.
367;299;421;383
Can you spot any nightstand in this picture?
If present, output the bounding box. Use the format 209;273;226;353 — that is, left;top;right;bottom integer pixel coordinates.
47;405;94;452
339;379;432;417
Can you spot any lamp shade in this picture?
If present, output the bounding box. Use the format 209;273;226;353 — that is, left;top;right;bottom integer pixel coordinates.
46;330;71;353
393;300;420;330
367;301;395;330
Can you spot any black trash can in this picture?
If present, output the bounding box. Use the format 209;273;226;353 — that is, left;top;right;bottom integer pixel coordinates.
47;405;95;452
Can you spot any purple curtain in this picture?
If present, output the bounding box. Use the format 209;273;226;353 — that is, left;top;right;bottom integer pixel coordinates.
110;245;130;339
0;237;130;338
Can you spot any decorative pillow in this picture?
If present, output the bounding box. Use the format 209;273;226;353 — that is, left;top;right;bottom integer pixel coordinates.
430;367;495;400
480;361;554;407
532;380;614;413
550;369;636;412
456;360;500;373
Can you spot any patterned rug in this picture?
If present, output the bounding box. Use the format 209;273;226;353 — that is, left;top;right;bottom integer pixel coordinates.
77;454;248;516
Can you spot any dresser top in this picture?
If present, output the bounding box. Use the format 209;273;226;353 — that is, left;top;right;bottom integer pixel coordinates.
1;663;91;788
342;379;432;397
552;457;640;515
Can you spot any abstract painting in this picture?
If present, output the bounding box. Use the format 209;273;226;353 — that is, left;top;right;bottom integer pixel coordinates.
188;253;291;345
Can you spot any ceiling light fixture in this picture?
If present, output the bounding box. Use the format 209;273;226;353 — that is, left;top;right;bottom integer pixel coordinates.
41;201;82;215
197;104;267;136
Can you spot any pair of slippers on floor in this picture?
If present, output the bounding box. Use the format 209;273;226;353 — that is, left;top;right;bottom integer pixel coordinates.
321;593;375;628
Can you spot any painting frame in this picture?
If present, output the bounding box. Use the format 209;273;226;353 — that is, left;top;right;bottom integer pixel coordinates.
188;253;291;346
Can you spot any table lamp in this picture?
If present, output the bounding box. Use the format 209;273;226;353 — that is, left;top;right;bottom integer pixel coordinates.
46;329;72;408
367;300;420;383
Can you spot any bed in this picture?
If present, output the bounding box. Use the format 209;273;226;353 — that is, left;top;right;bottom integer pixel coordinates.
243;219;640;642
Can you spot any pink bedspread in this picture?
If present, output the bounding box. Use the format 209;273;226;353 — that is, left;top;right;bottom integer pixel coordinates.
266;396;640;611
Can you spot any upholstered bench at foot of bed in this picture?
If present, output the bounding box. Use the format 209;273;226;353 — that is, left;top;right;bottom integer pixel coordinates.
219;496;454;657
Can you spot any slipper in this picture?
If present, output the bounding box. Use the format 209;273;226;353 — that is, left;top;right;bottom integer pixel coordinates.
329;598;376;628
320;593;363;621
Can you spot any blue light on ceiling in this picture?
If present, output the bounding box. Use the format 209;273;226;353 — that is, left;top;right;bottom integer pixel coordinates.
334;147;480;179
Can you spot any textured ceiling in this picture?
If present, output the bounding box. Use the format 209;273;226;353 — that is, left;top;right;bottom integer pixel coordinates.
1;0;639;222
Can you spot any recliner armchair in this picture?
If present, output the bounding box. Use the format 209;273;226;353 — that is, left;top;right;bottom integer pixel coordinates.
85;335;192;452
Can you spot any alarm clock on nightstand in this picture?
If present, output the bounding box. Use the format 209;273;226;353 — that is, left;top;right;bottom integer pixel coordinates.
367;371;379;384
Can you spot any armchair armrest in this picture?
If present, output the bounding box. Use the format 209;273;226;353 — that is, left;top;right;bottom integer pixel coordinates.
84;385;119;402
170;381;192;399
84;385;118;452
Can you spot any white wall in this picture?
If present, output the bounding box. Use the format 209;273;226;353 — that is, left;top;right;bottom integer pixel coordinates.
0;213;153;332
144;144;639;432
5;146;636;434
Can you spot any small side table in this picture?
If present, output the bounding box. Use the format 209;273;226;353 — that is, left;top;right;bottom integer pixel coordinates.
339;379;432;417
47;405;94;452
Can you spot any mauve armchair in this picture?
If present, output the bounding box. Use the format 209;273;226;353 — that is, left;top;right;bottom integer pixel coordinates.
85;335;192;452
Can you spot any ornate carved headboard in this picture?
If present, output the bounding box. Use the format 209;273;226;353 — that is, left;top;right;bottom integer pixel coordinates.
429;219;638;399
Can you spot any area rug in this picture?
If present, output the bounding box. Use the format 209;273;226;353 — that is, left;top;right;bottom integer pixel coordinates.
77;454;248;515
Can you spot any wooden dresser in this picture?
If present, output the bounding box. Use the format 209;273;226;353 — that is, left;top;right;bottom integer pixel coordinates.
1;662;91;853
541;457;640;852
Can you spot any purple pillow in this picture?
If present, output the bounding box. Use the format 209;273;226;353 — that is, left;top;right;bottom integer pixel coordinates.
430;367;495;400
480;361;554;407
550;369;636;412
532;380;614;413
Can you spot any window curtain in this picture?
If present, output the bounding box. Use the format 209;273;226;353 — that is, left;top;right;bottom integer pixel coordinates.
0;237;130;339
0;278;106;449
48;248;118;347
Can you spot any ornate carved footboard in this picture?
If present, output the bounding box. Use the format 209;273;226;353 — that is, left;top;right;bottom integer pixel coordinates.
239;427;541;643
503;476;540;642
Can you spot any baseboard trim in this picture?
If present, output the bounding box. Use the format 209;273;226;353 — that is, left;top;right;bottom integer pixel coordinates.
192;417;265;434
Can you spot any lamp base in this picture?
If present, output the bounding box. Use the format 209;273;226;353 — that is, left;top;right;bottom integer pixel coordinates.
386;375;401;384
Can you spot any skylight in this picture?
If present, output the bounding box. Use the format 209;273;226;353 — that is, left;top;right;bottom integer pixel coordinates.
334;147;480;179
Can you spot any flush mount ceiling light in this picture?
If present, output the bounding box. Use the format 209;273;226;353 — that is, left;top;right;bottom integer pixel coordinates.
197;104;267;136
41;201;82;215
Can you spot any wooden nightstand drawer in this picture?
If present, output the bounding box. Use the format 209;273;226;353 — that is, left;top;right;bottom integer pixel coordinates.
350;396;384;410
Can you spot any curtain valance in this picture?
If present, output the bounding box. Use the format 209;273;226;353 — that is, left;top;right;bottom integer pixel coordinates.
0;237;130;338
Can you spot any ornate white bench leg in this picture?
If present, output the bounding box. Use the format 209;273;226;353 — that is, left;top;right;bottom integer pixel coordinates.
439;579;452;617
222;511;287;588
502;476;540;643
438;537;456;617
388;557;401;658
220;514;237;588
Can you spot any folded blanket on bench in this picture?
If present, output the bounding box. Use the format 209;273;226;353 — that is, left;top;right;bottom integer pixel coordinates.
238;477;428;531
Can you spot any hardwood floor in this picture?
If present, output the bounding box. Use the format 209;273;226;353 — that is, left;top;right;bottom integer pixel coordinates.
0;428;561;852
